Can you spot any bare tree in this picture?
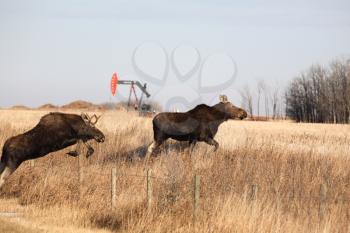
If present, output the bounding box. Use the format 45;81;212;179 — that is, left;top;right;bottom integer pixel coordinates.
286;58;350;123
270;84;280;120
256;80;264;118
330;60;349;123
240;85;253;117
260;81;270;120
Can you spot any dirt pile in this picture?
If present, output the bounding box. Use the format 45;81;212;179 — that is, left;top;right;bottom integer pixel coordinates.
37;104;59;110
10;105;30;110
7;101;105;111
61;100;104;110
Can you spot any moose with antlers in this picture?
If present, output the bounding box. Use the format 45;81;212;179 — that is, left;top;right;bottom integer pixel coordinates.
0;112;105;188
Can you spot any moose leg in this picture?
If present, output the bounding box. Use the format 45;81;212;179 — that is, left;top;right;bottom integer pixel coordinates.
0;162;5;186
188;139;197;153
147;141;162;157
66;140;94;158
204;138;219;151
147;142;155;156
0;163;15;188
0;162;5;175
86;146;94;158
66;151;79;157
82;141;94;158
147;129;167;158
66;140;82;157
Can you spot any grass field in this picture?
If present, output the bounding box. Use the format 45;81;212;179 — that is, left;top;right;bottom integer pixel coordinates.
0;109;349;233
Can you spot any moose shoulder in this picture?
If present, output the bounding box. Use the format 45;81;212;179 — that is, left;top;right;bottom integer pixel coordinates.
148;96;247;156
0;112;105;188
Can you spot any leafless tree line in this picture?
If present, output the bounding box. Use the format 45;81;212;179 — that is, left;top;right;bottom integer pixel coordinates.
240;80;285;120
285;59;350;123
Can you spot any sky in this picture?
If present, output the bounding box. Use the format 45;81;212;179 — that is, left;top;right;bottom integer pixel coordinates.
0;0;349;110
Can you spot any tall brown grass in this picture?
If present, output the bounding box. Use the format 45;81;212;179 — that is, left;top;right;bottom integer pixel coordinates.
0;109;349;232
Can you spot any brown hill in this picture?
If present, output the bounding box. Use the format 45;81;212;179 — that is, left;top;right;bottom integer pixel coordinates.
38;104;59;110
10;105;31;110
8;100;107;111
61;100;104;110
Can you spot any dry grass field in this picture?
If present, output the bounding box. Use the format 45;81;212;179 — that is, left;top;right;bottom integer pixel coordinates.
0;109;349;233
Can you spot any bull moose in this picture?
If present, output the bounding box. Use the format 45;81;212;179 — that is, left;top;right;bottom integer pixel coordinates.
0;112;105;188
147;95;247;156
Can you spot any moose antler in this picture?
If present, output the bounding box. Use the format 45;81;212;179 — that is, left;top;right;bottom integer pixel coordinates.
219;95;228;103
90;114;101;125
81;113;101;125
81;113;91;123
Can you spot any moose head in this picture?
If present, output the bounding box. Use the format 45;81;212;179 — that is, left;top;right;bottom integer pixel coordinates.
80;113;105;143
217;95;248;120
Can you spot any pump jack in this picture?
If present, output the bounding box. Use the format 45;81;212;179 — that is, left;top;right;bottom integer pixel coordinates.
117;80;151;110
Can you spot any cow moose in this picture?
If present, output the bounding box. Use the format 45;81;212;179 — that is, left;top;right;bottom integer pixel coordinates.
0;112;105;188
147;95;248;156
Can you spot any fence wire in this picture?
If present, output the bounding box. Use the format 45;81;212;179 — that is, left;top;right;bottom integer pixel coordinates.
25;162;350;207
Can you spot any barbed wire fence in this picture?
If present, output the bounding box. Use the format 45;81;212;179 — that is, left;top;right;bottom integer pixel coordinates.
27;159;350;222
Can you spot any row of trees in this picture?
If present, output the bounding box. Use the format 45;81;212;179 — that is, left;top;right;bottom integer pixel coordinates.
285;59;350;123
240;81;285;120
239;58;350;124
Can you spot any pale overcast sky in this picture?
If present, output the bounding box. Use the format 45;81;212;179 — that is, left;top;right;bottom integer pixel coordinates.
0;0;349;109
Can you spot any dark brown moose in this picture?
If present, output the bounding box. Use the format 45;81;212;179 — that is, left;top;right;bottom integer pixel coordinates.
0;112;105;188
147;95;247;156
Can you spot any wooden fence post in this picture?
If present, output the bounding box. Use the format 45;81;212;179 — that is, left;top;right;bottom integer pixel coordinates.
111;167;117;209
319;183;327;219
147;169;153;208
194;175;201;220
79;155;84;184
250;184;258;201
78;156;84;201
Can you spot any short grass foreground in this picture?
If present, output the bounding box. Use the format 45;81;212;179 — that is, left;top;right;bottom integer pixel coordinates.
0;109;349;233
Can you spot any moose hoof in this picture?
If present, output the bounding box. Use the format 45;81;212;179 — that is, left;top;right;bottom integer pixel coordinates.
86;147;94;158
67;151;79;157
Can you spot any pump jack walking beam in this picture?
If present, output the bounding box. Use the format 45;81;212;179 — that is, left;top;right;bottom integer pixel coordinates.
117;80;151;97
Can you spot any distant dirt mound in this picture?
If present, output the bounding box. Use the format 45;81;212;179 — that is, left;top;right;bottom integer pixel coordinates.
8;100;106;111
38;104;59;110
61;100;104;110
10;105;30;110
